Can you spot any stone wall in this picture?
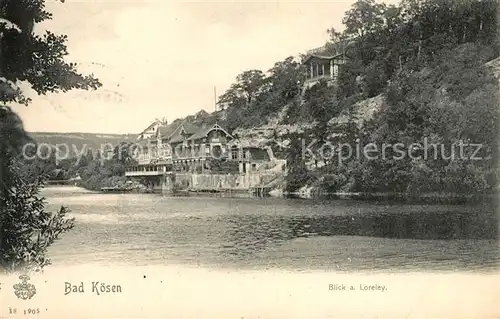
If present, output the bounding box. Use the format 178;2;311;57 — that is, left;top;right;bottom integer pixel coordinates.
161;172;279;193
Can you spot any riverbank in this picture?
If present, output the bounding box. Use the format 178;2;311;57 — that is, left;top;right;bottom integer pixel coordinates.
284;188;497;204
78;177;150;193
87;181;497;204
73;171;497;204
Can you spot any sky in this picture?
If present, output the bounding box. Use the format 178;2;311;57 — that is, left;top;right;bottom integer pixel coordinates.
12;0;394;134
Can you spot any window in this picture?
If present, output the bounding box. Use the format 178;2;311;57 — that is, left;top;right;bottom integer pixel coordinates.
231;146;238;160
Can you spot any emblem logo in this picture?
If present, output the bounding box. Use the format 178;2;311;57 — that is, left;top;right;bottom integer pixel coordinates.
13;274;36;300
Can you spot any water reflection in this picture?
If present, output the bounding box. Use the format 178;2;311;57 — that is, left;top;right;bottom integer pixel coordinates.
220;207;496;248
213;204;498;271
44;188;499;272
223;215;295;257
286;210;497;240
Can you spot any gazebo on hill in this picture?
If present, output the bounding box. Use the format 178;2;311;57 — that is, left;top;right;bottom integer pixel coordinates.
301;52;347;89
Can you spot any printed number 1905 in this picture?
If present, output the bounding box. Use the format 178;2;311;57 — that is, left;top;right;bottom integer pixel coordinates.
9;308;41;315
24;309;40;315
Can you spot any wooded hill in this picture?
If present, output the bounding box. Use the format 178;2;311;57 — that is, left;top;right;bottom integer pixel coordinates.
180;0;500;195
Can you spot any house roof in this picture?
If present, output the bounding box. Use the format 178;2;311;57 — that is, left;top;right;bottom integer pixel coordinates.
187;123;233;141
186;127;211;141
139;120;161;135
168;121;200;143
136;118;233;144
157;124;177;139
302;52;346;65
248;148;270;161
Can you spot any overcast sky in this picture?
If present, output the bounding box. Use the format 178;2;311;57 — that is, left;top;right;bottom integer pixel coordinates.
12;0;394;134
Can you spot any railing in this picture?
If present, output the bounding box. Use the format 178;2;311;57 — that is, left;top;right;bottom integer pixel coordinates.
135;153;172;164
125;170;165;177
135;146;277;163
304;74;336;83
172;151;230;161
134;150;233;162
172;149;203;160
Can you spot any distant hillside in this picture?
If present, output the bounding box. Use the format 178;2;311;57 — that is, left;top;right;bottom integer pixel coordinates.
28;132;137;154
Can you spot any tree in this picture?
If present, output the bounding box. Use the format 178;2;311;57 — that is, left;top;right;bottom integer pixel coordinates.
356;41;499;194
281;0;499;196
0;0;101;273
218;70;266;107
327;27;342;43
217;83;247;111
1;161;74;272
267;56;305;102
0;0;100;105
218;69;269;129
234;70;266;104
342;0;387;38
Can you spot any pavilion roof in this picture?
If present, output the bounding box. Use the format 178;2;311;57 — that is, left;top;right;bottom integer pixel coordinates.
302;52;346;64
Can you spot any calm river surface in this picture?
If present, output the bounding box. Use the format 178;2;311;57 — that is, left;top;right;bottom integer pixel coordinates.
44;186;499;273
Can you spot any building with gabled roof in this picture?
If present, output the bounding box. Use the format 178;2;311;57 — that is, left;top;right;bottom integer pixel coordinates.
187;123;232;142
168;121;200;144
137;120;162;140
126;118;276;184
156;124;177;141
169;122;234;169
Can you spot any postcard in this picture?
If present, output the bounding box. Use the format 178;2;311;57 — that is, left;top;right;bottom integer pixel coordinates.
0;0;499;318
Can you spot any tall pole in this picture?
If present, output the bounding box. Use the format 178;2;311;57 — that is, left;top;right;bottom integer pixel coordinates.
213;86;217;112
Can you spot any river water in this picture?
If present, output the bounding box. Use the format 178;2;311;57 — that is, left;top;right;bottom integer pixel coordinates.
43;186;499;273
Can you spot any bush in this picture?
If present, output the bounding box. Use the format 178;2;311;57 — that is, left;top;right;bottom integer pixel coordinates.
1;165;74;272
